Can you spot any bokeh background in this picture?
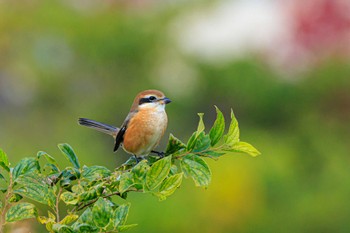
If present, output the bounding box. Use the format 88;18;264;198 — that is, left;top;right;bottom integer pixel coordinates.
1;0;350;232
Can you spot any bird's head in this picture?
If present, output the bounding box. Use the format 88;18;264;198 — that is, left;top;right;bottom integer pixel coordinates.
131;90;171;111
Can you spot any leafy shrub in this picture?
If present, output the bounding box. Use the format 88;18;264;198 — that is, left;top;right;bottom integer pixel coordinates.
0;107;259;232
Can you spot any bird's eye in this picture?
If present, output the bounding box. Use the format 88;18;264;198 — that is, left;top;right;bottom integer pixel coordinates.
149;96;156;101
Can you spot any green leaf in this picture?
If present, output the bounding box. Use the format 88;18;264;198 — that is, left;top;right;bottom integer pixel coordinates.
81;165;111;182
79;189;100;202
117;157;137;172
12;157;40;181
227;141;261;157
37;151;57;164
119;172;134;194
158;173;183;201
181;154;211;188
59;167;80;190
118;224;138;232
44;163;60;174
52;224;74;233
193;132;211;152
5;202;38;222
224;109;240;146
187;113;207;151
165;134;186;155
58;143;80;169
202;150;226;158
73;223;98;233
169;164;178;176
92;197;113;228
14;174;56;209
209;106;225;146
72;184;85;195
37;215;54;225
0;148;9;172
8;193;23;203
60;214;79;225
132;160;150;186
113;204;130;228
60;192;78;205
145;156;172;190
75;208;94;225
196;113;205;137
186;132;198;151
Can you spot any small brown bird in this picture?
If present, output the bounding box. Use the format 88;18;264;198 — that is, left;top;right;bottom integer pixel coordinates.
78;90;171;158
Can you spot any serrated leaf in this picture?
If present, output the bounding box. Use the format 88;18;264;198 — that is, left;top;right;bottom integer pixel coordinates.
158;173;183;201
117;157;137;172
72;184;85;195
132;160;150;185
224;109;240;146
186;132;197;151
60;192;78;205
119;172;134;193
81;165;111;182
0;148;9;172
37;151;57;164
165;134;186;155
193;132;211;152
92;198;113;228
181;154;211;187
14;174;56;209
145;156;172;190
113;204;130;228
196;113;205;137
58;144;80;169
60;214;79;225
209;106;225;146
5;202;38;222
12;157;40;181
187;113;208;151
75;208;94;225
227;141;261;157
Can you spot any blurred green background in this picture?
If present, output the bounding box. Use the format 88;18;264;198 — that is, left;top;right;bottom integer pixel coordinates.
1;0;350;232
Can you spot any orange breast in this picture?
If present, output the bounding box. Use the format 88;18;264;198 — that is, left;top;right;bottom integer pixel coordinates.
123;108;167;156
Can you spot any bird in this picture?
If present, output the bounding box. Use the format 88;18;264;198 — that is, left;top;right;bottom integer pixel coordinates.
78;89;171;159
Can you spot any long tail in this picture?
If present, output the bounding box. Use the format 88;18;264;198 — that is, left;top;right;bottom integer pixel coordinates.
78;118;119;137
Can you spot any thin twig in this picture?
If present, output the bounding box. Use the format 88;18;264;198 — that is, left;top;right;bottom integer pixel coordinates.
74;188;142;212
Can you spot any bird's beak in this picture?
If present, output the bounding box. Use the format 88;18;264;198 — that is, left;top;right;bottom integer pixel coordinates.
162;97;172;104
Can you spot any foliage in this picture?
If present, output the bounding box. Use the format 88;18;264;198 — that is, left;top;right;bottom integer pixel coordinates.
0;107;259;232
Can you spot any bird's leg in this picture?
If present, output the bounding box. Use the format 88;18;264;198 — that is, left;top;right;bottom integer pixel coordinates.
133;154;140;163
151;150;165;158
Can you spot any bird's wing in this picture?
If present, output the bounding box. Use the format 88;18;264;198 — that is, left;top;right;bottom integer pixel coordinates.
113;124;126;152
113;111;136;152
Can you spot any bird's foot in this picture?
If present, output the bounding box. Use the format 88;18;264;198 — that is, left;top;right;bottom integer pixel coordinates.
133;155;145;164
151;150;165;158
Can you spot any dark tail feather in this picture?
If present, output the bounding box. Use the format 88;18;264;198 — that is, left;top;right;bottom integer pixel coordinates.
78;118;118;137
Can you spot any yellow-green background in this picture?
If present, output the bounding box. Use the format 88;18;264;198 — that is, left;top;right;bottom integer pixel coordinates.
1;1;350;232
